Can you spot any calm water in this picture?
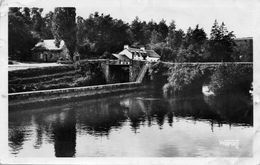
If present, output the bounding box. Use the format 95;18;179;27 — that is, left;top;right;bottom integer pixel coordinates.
9;85;253;157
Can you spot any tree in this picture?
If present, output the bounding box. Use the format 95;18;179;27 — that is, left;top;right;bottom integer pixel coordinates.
191;25;207;48
157;19;168;41
42;11;54;39
31;8;44;33
150;30;162;44
130;17;146;45
52;7;77;60
208;20;235;62
166;21;184;50
176;25;207;62
75;12;132;58
166;20;176;49
183;27;193;48
8;7;39;61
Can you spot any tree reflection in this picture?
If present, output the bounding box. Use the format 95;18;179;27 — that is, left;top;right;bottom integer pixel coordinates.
8;89;253;157
52;109;76;157
204;93;253;126
127;99;146;132
76;100;128;136
8;128;26;155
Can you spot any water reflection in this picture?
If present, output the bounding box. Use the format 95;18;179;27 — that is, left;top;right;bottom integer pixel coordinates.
52;109;76;157
9;88;253;157
76;100;128;136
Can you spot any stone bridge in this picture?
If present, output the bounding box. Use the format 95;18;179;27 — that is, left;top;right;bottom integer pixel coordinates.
149;61;253;94
81;59;147;83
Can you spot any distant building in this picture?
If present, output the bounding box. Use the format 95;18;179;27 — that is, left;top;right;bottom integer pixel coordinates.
113;45;160;62
32;39;70;62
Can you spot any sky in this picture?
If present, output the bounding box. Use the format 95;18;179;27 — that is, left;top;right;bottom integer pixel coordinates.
4;0;259;37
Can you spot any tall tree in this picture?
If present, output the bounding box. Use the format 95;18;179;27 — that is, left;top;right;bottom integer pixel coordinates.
150;30;162;44
31;8;44;33
41;11;54;39
166;20;176;49
157;19;168;41
208;20;235;62
8;7;39;61
52;7;77;60
130;16;148;45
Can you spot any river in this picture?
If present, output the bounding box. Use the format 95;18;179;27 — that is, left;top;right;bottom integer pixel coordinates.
9;84;253;157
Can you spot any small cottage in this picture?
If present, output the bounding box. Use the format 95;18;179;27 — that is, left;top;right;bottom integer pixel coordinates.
113;45;160;62
32;39;70;62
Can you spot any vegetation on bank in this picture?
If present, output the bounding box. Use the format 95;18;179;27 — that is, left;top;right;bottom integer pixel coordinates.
163;64;206;95
208;64;253;94
150;62;253;96
9;62;106;93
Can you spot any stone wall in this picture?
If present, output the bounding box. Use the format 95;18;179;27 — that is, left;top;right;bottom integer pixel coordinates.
9;82;143;108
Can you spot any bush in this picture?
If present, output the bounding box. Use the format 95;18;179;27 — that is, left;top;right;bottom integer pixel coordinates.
163;64;205;95
208;63;252;94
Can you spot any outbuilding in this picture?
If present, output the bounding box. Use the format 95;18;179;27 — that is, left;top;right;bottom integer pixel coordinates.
32;39;70;62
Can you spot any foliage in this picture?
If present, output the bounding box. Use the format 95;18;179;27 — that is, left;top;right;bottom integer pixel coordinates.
52;7;77;60
163;65;205;95
76;13;132;58
208;63;253;94
232;39;253;62
8;7;40;61
175;25;207;62
148;42;177;62
208;20;235;62
9;8;251;63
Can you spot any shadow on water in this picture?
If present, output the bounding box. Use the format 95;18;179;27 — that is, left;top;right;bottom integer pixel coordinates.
8;84;253;157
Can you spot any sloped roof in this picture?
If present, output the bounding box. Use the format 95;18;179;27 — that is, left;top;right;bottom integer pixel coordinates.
128;48;146;53
112;54;131;60
146;50;160;58
125;46;160;58
33;39;65;51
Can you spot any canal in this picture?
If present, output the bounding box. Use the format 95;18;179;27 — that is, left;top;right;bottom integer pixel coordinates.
9;84;253;157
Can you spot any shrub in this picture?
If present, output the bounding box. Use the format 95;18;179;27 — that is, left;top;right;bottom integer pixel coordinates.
208;63;252;94
163;64;205;95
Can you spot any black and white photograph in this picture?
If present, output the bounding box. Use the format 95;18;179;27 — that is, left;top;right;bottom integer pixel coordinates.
0;0;259;164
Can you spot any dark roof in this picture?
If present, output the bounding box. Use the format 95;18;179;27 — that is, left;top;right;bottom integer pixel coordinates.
128;48;146;53
112;54;131;60
127;47;160;58
146;50;160;58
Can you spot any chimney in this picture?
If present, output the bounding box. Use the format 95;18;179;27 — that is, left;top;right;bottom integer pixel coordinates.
124;45;129;49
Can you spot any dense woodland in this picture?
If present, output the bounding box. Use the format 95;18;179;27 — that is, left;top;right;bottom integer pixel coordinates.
9;7;252;62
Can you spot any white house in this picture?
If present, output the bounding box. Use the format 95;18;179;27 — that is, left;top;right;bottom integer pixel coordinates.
113;45;160;62
32;39;70;62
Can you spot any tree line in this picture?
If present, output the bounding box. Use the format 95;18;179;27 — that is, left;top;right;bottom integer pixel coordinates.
8;7;251;62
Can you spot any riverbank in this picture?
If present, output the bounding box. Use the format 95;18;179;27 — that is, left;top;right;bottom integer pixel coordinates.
9;82;144;109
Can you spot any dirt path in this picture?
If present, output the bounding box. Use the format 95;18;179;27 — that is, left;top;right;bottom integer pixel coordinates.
8;62;69;71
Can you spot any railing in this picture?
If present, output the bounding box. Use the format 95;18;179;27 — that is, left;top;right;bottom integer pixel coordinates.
160;62;253;65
